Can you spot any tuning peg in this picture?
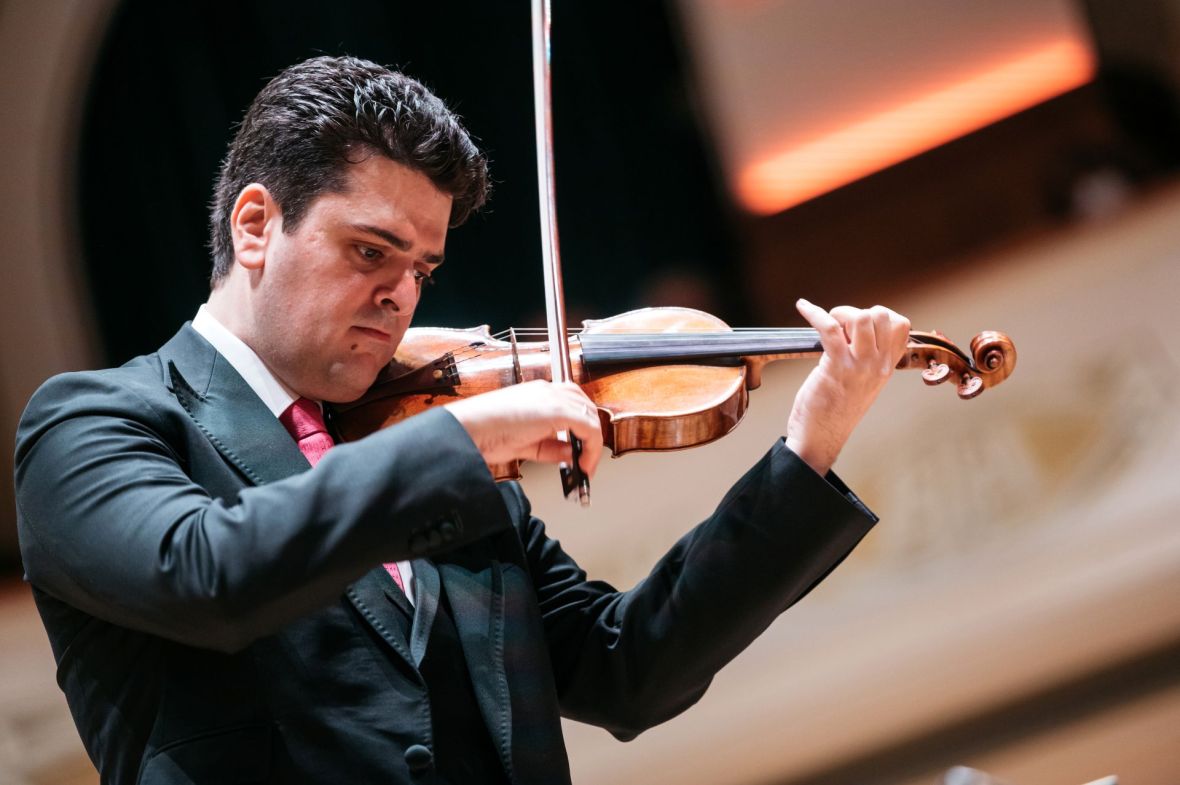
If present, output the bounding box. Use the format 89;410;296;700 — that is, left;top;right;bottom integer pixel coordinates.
957;374;984;399
922;359;951;385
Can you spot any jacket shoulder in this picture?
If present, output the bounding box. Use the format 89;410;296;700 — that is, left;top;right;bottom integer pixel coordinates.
16;352;176;461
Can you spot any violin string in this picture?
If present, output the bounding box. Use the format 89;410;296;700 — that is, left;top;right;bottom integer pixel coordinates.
438;327;824;372
481;327;819;338
448;328;821;350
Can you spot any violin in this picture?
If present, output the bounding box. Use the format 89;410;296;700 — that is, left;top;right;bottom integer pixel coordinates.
331;306;1017;483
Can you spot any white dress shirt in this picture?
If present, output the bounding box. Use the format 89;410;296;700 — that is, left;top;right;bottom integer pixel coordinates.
192;304;414;603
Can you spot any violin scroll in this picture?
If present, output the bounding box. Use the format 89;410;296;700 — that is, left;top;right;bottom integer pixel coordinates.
898;330;1016;399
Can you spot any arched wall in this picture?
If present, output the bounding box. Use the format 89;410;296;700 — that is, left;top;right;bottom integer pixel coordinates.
0;0;119;565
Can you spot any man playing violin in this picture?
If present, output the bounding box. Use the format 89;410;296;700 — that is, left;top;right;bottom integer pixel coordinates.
15;56;910;784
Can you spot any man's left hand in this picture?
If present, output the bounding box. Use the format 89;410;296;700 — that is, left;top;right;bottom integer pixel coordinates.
785;299;911;476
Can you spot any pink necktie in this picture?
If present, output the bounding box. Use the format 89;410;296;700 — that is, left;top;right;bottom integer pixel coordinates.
279;398;405;593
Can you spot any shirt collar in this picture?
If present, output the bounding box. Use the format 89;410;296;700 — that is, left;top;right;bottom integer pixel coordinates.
191;304;301;418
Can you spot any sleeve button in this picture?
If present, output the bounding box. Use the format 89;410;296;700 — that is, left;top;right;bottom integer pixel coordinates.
404;744;433;772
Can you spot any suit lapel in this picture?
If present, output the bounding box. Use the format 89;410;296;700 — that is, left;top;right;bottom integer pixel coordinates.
161;324;309;485
439;555;513;776
345;570;418;675
409;559;440;669
342;561;443;678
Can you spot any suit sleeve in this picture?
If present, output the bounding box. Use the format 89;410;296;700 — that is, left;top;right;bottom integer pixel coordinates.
514;439;877;739
15;371;511;653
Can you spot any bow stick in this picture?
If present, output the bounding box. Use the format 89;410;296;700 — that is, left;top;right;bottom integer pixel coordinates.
531;0;590;505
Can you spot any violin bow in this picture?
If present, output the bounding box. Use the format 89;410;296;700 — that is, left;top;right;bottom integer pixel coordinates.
531;0;591;505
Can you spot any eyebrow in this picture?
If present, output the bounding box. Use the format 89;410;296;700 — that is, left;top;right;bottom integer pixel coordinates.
352;223;445;266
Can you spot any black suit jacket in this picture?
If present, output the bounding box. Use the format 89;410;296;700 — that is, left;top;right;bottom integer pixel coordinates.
15;324;876;784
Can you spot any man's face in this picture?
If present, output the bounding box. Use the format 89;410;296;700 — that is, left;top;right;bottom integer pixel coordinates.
251;155;452;403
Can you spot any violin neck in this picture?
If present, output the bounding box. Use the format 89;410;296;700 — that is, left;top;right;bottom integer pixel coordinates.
578;329;823;366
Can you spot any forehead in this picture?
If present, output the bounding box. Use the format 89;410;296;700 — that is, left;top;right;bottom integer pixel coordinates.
312;155;453;243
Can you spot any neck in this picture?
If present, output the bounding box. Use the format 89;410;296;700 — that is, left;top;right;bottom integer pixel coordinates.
203;278;302;401
204;277;254;342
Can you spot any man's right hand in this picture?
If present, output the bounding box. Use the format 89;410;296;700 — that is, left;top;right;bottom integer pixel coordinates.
444;380;604;477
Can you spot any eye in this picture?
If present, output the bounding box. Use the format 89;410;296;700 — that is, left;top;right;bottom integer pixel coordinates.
355;245;383;264
414;270;436;288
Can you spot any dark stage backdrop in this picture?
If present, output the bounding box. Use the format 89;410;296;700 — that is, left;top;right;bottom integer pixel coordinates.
80;0;740;367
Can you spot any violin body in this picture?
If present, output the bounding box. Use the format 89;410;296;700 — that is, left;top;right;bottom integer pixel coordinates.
579;309;753;456
330;307;1017;481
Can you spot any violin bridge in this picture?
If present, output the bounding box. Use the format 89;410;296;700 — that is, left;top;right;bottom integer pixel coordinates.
430;352;461;386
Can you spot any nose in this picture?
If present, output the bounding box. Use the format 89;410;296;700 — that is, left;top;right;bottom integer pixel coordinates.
374;270;421;315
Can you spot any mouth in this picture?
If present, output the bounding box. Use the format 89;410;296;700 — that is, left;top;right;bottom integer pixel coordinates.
352;325;393;342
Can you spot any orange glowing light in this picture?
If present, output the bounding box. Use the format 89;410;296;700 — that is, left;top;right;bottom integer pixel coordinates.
738;37;1096;215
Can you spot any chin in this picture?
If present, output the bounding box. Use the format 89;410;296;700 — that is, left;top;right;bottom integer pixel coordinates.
319;379;373;405
320;365;384;404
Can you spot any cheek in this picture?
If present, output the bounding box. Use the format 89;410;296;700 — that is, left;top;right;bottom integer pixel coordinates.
306;280;369;327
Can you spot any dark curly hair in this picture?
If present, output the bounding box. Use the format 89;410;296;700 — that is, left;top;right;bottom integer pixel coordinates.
208;55;489;285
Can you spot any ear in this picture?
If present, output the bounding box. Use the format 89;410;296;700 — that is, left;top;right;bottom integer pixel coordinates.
230;183;278;271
